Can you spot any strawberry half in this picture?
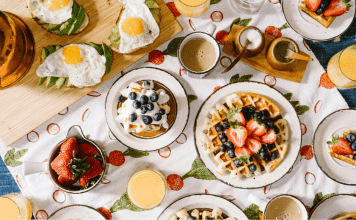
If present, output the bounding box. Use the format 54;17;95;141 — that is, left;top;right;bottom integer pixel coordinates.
246;119;266;137
51;153;73;179
324;0;351;17
306;0;322;12
235;146;253;158
246;138;262;154
60;137;79;156
227;126;248;148
260;128;277;144
330;137;353;155
80;157;103;180
229;112;246;126
80;142;99;157
58;175;78;186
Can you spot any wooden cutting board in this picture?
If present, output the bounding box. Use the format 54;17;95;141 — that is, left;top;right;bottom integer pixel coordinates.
0;0;182;146
223;24;310;83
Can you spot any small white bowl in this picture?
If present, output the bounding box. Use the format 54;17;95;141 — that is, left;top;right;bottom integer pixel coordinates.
310;194;356;219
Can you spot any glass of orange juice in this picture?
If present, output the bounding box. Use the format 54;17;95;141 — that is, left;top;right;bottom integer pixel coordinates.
0;194;32;220
327;45;356;89
174;0;210;17
127;169;167;209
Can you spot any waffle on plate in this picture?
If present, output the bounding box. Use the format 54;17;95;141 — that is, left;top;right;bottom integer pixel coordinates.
328;130;356;166
334;212;356;220
169;207;236;220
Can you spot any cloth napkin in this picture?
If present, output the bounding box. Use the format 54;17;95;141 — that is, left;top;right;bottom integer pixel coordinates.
0;1;353;219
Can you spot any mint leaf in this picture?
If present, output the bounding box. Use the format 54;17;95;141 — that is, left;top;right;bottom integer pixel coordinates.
244;203;260;220
238;156;250;164
327;141;332;145
225;106;240;119
4;148;28;167
291;101;299;107
295;105;309;115
239;18;252;26
230;74;240;83
162;37;185;57
238;74;253;82
283;93;293;101
182;157;217;180
210;0;222;4
110;193;147;213
188;95;198;103
123;148;149;158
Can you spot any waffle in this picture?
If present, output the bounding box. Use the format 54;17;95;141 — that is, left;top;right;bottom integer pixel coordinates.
328;130;356;166
169;207;236;220
334;212;356;220
201;92;289;181
299;1;336;28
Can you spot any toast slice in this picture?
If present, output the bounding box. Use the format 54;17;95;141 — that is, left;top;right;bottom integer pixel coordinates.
299;1;336;28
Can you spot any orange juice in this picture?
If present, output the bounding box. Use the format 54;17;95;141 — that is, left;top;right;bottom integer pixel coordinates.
0;194;32;220
174;0;210;17
327;45;356;88
127;169;167;209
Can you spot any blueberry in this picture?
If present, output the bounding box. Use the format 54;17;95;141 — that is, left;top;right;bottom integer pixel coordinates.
241;107;248;113
153;113;162;121
219;132;227;140
129;113;137;122
234;159;241;167
267;143;275;150
143;115;152;125
220;144;227;152
353;155;356;160
118;95;125;102
260;115;267;121
141;106;148;114
352;143;356;151
221;137;228;143
206;218;214;220
226;141;234;149
223;123;230;130
188;216;196;220
346;133;356;143
347;218;356;220
245;112;252;121
264;154;271;162
316;7;323;15
227;149;235;158
140;95;149;105
150;93;159;102
129;92;137;100
253;111;260;118
159;108;166;115
262;144;268;152
266;118;274;128
271;151;278;160
259;151;266;158
249;164;257;172
274;126;280;134
261;110;269;117
146;103;154;111
132;100;141;109
247;106;256;112
143;81;150;87
216;125;223;132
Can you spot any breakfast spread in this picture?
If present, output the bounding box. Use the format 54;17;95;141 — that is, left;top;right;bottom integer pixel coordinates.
327;130;356;166
201;92;289;180
334;212;356;220
169;207;237;220
299;0;352;28
36;43;112;89
108;0;161;54
116;80;174;137
50;137;104;189
28;0;89;35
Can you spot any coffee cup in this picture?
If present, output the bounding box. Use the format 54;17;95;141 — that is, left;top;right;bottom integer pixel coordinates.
177;24;221;79
248;194;308;220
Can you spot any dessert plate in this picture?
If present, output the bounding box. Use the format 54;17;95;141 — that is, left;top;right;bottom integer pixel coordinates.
48;205;106;219
157;194;248;220
194;81;301;188
310;194;356;219
313;108;356;185
282;0;355;41
105;67;189;151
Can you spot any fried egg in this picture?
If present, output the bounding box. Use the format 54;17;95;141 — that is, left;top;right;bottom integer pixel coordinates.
36;44;107;88
118;0;160;53
29;0;73;24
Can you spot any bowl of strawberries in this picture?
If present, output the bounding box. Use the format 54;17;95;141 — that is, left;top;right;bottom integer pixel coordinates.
23;125;107;193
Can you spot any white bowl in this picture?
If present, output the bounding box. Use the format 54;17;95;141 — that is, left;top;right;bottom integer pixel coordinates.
310;194;356;219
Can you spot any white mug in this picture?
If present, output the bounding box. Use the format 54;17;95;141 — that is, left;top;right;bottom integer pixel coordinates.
248;194;308;220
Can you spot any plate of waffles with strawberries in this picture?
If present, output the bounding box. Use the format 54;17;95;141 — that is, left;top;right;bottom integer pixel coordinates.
313;108;356;185
282;0;355;41
194;81;301;188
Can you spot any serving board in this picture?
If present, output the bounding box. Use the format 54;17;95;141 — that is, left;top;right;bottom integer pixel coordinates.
223;25;310;83
0;0;183;146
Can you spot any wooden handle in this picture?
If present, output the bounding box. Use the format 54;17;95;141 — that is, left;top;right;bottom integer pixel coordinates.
289;52;313;61
221;49;246;74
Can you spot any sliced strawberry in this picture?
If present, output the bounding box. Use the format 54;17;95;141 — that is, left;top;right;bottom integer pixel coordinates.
80;157;103;180
332;137;353;155
51;153;73;179
235;146;253;158
260;128;277;144
229;112;246;126
60;137;79;156
58;175;78;186
306;0;322;12
226;126;248;148
246;119;266;137
324;0;351;17
250;135;261;142
79;176;90;187
246;138;262;154
79;142;99;157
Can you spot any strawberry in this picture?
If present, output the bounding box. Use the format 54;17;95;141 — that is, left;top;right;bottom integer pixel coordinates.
51;153;73;179
226;126;248;148
306;0;322;12
58;175;78;186
167;174;184;191
80;157;103;180
79;176;90;187
109;150;125;166
246;119;266;137
60;137;78;156
246;138;262;154
250;135;261;142
235;146;253;158
324;0;351;17
328;137;353;155
229;112;246;126
260;128;277;144
80;142;99;156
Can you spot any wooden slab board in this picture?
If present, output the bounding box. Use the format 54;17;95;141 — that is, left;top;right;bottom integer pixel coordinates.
0;0;182;146
223;25;310;83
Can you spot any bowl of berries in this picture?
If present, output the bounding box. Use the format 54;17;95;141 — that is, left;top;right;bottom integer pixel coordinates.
22;125;107;193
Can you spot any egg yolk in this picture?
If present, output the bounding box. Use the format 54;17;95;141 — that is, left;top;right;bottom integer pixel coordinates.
47;0;70;11
121;17;144;36
62;46;83;65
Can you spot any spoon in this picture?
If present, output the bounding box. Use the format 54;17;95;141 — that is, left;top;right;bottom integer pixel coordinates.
221;39;251;74
284;48;313;61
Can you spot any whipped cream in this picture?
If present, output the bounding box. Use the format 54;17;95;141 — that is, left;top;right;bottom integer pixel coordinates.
116;81;171;133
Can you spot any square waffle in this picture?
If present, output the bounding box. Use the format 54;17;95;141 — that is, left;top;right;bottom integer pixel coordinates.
299;1;336;28
328;130;356;166
170;207;236;220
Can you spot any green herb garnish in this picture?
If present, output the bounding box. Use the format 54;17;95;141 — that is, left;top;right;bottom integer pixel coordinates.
225;106;240;120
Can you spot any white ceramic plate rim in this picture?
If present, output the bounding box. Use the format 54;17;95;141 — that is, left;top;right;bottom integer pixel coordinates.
105;67;189;152
157;194;248;220
48;204;106;219
281;0;356;41
310;194;356;219
194;81;302;188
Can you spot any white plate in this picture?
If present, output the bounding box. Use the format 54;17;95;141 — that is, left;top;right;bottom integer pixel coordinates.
105;67;189;152
310;194;356;219
194;81;301;188
48;205;106;219
313;108;356;185
157;194;248;220
282;0;355;41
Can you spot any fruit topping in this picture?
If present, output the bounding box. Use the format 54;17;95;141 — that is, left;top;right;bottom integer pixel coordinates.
266;118;274;128
220;144;227;152
352;143;356;151
222;121;230;130
249;164;257;172
153;113;162;121
118;95;125;102
129;92;137;100
226;126;248;148
316;0;332;14
260;128;278;144
132;100;141;109
60;137;79;155
226;141;234;149
216;125;224;132
159;108;166;115
143;81;150;86
141;106;148;114
246;119;266;137
346;132;356;143
327;136;353;155
234;159;241;167
80;157;103;181
324;0;351;17
129;113;137;122
150;93;158;102
246;137;262;154
79;142;99;157
306;0;322;12
271;151;278;160
234;146;253;160
140;95;149;105
146;103;154;111
143;115;153;125
227;149;235;158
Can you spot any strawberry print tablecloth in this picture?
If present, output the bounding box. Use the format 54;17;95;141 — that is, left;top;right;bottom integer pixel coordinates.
0;0;355;219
